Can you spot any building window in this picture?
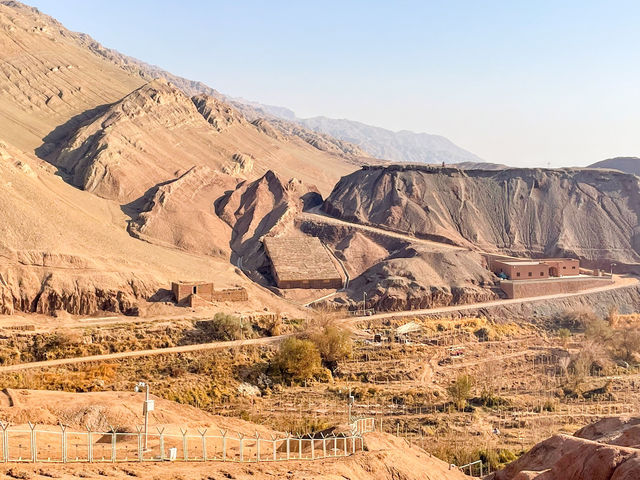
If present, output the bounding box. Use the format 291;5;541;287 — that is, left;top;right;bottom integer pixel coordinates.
572;266;576;269
528;272;532;277
540;272;544;276
563;266;566;269
516;272;520;277
192;286;197;295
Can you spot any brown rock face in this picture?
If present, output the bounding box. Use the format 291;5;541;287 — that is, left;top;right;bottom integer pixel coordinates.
191;94;246;132
490;417;640;480
345;246;498;311
324;165;640;269
575;417;640;448
216;170;320;275
127;166;235;258
46;79;229;203
0;260;156;316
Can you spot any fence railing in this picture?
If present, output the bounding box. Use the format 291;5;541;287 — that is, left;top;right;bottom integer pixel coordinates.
0;418;375;464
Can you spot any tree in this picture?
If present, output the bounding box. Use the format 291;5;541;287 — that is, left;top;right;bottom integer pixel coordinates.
274;338;322;382
612;328;640;362
311;325;352;372
447;374;474;411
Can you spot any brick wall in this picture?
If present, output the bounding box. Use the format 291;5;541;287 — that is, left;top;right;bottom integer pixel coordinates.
211;287;248;302
501;277;612;299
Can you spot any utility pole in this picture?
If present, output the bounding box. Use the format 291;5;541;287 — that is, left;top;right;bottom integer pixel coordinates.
363;292;367;315
610;263;616;278
135;382;153;451
348;388;354;423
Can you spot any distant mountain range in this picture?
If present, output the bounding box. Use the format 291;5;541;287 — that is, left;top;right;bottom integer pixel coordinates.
231;100;484;165
589;157;640;176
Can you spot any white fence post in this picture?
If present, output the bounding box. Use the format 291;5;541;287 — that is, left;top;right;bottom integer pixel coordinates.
286;434;290;460
198;429;208;461
271;435;277;461
86;425;93;463
136;426;143;462
109;425;117;463
28;422;36;462
311;435;315;460
239;433;244;462
157;427;165;461
321;433;326;458
0;422;8;463
59;422;67;463
220;429;226;462
297;435;302;460
180;428;188;461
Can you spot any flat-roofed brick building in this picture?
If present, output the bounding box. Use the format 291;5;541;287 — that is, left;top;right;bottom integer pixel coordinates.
492;260;550;280
540;258;580;276
263;236;343;289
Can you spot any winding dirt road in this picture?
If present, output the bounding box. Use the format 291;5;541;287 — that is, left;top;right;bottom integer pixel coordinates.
0;274;635;373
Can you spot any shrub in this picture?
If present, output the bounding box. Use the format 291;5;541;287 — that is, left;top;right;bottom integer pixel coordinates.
612;327;640;363
196;313;254;341
447;374;475;411
273;338;322;382
311;325;352;372
557;328;571;345
558;309;599;330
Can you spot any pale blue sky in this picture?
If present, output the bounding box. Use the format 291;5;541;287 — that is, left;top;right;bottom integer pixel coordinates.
29;1;640;166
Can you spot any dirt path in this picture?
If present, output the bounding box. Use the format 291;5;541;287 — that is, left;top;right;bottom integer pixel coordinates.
353;275;638;322
0;335;287;373
300;208;466;251
0;277;635;374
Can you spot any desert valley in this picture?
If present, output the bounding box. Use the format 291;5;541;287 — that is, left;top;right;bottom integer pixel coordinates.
2;1;640;479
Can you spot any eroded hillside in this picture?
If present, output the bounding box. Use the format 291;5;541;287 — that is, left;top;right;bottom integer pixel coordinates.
324;165;640;269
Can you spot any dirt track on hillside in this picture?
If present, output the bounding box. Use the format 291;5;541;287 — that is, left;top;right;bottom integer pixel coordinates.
0;275;635;373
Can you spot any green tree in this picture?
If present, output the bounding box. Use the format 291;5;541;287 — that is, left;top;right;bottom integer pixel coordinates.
274;338;322;381
447;374;475;411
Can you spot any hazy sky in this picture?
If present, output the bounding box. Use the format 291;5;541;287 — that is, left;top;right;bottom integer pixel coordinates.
29;0;640;167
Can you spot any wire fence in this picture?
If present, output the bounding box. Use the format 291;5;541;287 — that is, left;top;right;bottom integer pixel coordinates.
0;417;375;464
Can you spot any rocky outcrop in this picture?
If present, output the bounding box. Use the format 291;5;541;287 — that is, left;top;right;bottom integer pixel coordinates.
0;260;156;316
216;171;319;275
250;118;284;140
46;79;230;203
191;93;246;132
128;166;235;257
489;434;640;480
575;417;640;448
344;246;498;311
324;165;640;269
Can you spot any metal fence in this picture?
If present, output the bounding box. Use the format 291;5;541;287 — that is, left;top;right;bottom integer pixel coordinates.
0;417;375;464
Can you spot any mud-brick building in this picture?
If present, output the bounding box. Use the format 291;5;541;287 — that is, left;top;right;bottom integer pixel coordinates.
540;258;580;277
171;281;248;307
491;258;580;280
492;260;550;280
263;236;343;289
